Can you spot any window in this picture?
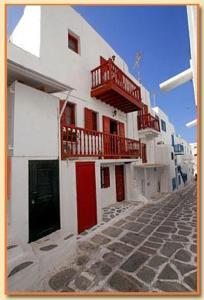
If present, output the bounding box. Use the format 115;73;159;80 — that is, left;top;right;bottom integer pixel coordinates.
101;167;110;188
60;101;75;126
171;134;175;146
68;32;79;54
84;108;98;131
161;120;166;131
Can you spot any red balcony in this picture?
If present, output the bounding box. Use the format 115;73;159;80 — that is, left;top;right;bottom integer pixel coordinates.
91;58;142;113
61;125;143;159
138;113;160;132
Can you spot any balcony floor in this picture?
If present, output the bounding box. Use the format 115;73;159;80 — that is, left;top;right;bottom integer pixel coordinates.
91;82;142;113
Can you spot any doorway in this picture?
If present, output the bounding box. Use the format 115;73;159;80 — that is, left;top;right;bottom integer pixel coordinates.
115;165;125;202
76;162;97;233
29;160;60;242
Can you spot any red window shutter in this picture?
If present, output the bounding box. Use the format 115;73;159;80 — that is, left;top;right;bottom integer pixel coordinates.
84;107;93;130
118;122;125;137
104;167;110;188
102;116;110;133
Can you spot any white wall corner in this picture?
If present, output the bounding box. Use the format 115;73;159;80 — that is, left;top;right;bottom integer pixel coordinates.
10;6;41;57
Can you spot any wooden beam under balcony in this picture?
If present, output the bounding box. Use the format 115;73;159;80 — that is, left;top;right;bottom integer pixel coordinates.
91;59;142;113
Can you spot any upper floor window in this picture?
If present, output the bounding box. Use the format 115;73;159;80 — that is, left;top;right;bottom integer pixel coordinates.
60;100;75;126
68;31;79;54
161;119;166;132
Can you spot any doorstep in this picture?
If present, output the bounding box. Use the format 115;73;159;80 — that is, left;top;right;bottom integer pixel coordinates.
7;229;76;292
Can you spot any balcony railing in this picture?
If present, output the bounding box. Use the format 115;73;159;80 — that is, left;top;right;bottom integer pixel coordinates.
138;113;160;132
61;125;143;160
91;59;142;112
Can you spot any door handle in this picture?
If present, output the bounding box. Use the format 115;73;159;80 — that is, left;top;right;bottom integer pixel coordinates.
32;200;35;205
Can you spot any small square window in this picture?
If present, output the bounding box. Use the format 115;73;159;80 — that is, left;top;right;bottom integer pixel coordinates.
68;32;79;54
101;167;110;188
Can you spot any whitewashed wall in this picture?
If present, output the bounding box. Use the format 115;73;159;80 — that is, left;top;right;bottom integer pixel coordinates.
13;82;59;158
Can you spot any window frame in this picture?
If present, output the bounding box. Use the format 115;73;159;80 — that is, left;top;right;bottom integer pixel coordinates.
68;31;79;54
101;167;110;188
161;119;166;132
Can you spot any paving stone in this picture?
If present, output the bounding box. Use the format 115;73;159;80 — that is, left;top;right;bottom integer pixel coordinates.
107;242;133;256
184;271;197;291
139;225;155;235
156;226;177;233
158;264;178;280
177;230;191;236
78;241;97;252
74;275;92;290
172;234;189;243
143;241;161;249
122;222;144;232
177;225;192;231
190;244;197;253
108;271;147;292
90;261;112;277
136;217;150;224
8;261;33;278
152;232;170;239
136;266;156;283
120;251;149;272
148;255;168;269
150;220;162;227
138;246;157;255
148;236;163;244
102;227;123;238
61;286;75;292
172;260;196;275
76;255;89;266
154;280;190;292
49;268;77;291
120;232;145;246
91;234;111;245
160;242;183;257
174;249;191;262
161;221;175;227
102;252;122;267
40;244;58;251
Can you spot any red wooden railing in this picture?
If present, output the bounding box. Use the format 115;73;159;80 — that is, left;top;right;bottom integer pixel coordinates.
91;59;141;103
138;113;160;132
61;125;142;159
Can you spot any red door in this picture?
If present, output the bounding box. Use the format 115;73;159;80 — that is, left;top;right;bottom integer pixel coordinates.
76;162;97;233
115;165;125;202
103;116;111;156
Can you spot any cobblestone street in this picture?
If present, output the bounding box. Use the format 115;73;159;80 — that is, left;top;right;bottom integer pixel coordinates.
38;182;197;293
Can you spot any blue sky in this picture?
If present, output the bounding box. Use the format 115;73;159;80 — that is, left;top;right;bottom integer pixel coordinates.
7;5;196;143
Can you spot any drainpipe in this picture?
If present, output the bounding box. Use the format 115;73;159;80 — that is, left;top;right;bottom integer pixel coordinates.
58;89;74;230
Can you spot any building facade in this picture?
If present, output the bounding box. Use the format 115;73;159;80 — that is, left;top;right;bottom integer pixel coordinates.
7;6;195;290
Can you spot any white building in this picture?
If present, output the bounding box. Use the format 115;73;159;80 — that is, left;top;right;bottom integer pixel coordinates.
7;6;194;291
159;5;198;128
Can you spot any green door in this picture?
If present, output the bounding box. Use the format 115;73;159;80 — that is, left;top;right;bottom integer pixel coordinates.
29;160;60;242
